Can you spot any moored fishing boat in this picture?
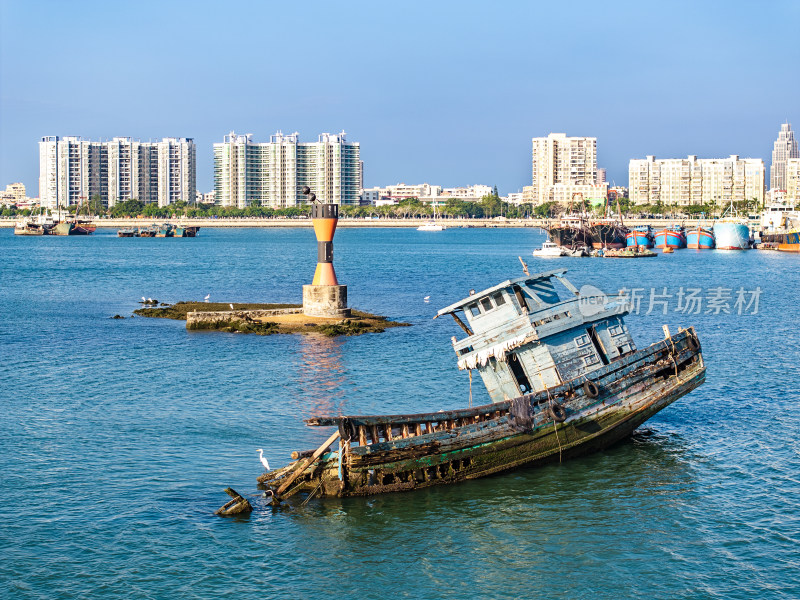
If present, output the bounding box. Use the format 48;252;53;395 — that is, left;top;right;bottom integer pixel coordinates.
117;227;139;237
713;219;750;250
626;225;654;248
13;219;46;235
51;221;75;236
760;220;800;252
155;223;174;237
587;218;628;249
14;212;56;235
259;268;705;503
654;225;686;249
686;227;715;249
548;214;592;249
713;202;751;250
73;218;96;234
50;216;93;236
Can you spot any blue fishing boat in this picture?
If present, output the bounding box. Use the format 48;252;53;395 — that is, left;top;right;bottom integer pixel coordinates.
654;226;686;249
259;268;705;503
626;225;654;248
155;223;175;238
686;227;715;249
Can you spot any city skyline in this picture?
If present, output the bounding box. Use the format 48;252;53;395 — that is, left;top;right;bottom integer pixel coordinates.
1;1;798;196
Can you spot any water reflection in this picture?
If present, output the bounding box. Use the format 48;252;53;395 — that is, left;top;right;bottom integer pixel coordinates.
292;334;348;420
257;427;707;598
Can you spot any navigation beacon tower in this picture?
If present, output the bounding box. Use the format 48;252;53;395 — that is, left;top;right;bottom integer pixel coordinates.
302;186;350;318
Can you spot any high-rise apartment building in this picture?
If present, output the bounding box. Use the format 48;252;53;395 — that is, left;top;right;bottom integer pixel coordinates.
39;136;196;209
786;158;800;204
529;133;606;205
629;155;765;206
213;131;361;208
771;123;799;191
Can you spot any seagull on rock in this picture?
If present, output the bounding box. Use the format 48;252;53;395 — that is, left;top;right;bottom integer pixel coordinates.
257;449;270;471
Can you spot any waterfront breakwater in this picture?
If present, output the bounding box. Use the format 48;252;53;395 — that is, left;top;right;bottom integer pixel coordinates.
185;308;303;328
133;301;409;336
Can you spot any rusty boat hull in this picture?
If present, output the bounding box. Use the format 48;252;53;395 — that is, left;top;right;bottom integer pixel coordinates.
259;328;705;502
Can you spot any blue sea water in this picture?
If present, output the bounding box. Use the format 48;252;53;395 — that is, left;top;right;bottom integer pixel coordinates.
1;226;799;599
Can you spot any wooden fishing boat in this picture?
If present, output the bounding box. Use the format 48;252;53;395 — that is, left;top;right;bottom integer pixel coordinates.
259;269;705;503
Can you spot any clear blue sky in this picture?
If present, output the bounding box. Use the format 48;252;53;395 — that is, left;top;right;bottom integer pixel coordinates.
1;0;798;196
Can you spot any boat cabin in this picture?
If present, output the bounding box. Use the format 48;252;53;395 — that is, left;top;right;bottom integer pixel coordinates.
436;269;636;403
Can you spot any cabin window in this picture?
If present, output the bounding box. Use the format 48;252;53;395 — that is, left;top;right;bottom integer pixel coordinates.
608;324;623;336
575;334;591;347
480;297;494;312
492;292;506;306
583;354;600;367
468;303;481;317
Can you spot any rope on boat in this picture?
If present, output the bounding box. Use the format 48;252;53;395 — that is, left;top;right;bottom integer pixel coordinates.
552;419;563;464
301;478;326;507
546;385;564;463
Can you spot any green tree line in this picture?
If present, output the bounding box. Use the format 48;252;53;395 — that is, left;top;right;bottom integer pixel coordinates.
1;193;763;220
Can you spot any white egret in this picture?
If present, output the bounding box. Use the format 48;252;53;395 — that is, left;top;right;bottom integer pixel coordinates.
204;294;210;302
257;448;270;471
141;296;146;302
423;296;430;303
229;303;234;310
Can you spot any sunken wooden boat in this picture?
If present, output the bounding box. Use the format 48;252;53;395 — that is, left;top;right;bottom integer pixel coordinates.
259;269;705;503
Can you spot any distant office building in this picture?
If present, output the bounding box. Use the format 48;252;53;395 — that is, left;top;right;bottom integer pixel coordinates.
529;133;605;205
771;123;799;191
213;131;361;208
505;192;525;205
629;155;765;206
786;158;800;204
38;136;196;209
